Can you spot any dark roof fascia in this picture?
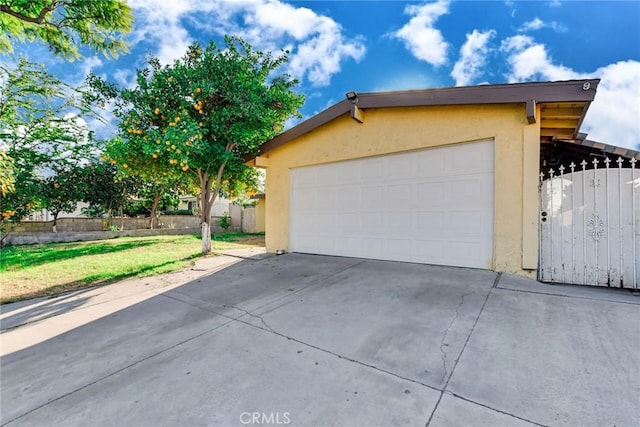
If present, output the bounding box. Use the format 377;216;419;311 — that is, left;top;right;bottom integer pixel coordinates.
579;139;640;161
356;79;599;108
258;79;600;156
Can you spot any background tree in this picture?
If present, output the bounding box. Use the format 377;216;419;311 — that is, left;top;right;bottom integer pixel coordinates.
136;181;182;228
104;135;185;228
82;161;140;229
0;58;98;223
0;149;15;196
40;165;86;232
90;36;304;253
0;0;133;59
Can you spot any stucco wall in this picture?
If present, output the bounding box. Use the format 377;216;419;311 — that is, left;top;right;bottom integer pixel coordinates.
262;104;540;277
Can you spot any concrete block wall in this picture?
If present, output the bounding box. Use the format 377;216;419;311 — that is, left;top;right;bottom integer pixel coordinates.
5;215;201;234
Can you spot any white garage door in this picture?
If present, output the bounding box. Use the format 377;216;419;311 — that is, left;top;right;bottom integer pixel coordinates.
289;140;495;269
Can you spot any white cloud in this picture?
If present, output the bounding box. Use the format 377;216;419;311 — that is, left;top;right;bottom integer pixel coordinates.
128;0;194;65
393;0;450;66
451;29;496;86
519;17;566;32
112;69;136;89
501;36;640;150
372;72;440;92
581;61;640;150
127;0;365;87
500;35;581;81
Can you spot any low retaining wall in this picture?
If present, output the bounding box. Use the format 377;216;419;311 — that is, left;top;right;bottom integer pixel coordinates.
4;228;203;245
5;215;201;233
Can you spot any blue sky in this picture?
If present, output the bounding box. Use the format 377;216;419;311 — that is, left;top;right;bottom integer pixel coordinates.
14;0;640;150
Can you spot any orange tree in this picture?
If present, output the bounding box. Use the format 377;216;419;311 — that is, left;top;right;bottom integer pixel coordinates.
104;135;187;229
89;36;304;253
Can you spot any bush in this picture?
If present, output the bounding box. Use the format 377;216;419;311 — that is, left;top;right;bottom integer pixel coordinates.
123;201;149;217
219;212;231;230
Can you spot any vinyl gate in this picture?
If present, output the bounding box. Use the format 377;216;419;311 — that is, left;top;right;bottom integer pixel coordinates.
539;157;639;288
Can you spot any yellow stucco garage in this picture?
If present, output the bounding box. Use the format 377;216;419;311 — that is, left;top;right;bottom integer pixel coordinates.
250;80;599;277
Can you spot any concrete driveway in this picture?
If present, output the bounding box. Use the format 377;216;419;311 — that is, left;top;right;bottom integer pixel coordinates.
1;251;638;426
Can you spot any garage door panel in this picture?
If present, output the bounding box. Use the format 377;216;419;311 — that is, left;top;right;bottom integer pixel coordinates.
291;215;315;233
384;239;413;261
361;238;383;258
316;166;336;186
315;191;335;211
449;210;485;233
450;178;486;200
360;213;384;234
334;237;360;255
417;182;445;201
360;187;384;209
414;151;445;177
413;240;445;263
388;184;411;204
290;140;494;269
386;217;414;240
337;187;359;205
292;190;316;210
293;168;318;189
445;240;486;267
361;159;383;180
416;211;445;231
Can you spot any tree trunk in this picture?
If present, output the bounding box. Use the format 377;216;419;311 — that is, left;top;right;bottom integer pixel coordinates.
200;186;213;254
52;212;58;233
119;205;124;231
198;168;224;255
201;221;211;253
149;191;162;229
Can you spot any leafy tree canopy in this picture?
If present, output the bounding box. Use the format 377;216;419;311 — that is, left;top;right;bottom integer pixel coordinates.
90;36;305;253
40;164;85;229
82;161;140;222
0;58;100;223
0;149;14;195
0;0;133;59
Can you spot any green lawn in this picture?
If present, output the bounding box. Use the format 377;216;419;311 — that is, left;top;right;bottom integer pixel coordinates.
0;233;264;304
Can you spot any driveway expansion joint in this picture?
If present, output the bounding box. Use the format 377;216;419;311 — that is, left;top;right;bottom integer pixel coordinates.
0;317;238;427
443;391;549;427
495;283;640;305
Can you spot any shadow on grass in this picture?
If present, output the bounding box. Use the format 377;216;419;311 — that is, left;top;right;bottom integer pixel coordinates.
1;240;161;271
1;253;202;305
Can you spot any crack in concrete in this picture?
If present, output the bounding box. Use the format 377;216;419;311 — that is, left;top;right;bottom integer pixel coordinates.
234;315;443;393
162;289;444;393
426;273;500;426
438;291;474;383
223;304;275;333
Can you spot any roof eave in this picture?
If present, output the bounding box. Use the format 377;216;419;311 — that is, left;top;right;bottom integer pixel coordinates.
257;79;600;156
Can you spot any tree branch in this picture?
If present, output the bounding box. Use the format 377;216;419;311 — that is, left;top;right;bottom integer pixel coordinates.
0;2;57;25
